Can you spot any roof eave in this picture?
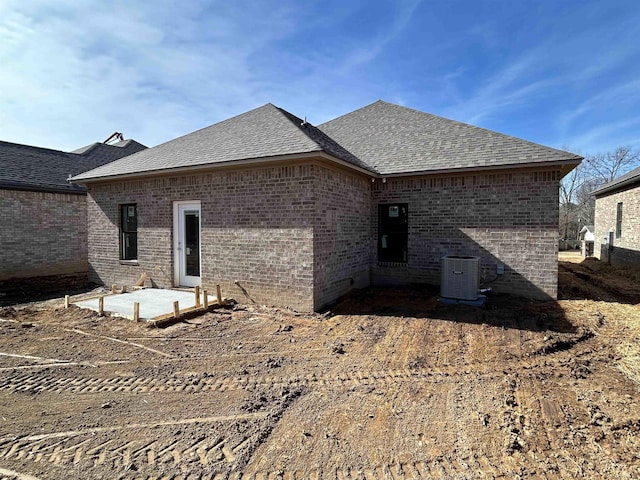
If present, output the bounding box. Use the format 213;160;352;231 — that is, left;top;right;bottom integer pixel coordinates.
0;181;86;195
592;175;640;197
375;158;582;179
72;151;377;184
72;154;581;185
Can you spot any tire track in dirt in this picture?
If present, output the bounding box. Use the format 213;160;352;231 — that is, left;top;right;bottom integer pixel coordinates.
507;376;640;479
0;467;42;480
0;367;497;397
0;455;597;480
0;331;599;397
0;418;264;474
0;392;308;480
3;377;636;479
4;447;605;480
558;263;626;303
1;435;254;473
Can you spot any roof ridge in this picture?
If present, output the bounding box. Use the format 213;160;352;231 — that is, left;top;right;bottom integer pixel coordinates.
72;105;279;174
319;101;582;175
321;100;582;162
275;106;377;173
72;142;100;155
394;102;582;160
0;139;76;157
273;105;324;150
111;139;136;148
318;100;383;127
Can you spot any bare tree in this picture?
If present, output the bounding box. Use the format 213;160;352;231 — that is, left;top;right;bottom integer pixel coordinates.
558;145;639;247
574;177;600;226
585;146;639;183
559;162;584;242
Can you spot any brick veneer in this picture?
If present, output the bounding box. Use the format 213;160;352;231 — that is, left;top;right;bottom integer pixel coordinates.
371;168;561;300
87;163;562;310
313;166;371;308
594;184;640;266
0;189;87;281
87;162;372;311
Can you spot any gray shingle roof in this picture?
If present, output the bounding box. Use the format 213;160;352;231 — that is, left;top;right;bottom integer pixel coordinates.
72;104;374;181
0;139;147;193
72;139;146;160
592;165;640;196
73;100;581;183
319;101;581;175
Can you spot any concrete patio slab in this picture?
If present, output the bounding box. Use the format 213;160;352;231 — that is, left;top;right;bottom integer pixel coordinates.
74;289;218;320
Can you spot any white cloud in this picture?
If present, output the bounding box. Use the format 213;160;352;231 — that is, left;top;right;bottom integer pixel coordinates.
338;0;423;73
0;1;299;150
557;80;640;133
0;0;638;159
440;50;558;125
561;117;640;154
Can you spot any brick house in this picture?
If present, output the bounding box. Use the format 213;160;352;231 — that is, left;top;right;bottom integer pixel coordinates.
593;166;640;266
0;138;146;291
72;102;581;311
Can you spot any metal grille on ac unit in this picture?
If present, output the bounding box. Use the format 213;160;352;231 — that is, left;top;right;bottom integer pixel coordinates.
440;256;480;300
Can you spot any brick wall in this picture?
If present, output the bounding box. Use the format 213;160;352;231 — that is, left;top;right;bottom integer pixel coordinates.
371;168;561;300
594;184;640;267
87;164;321;311
0;189;87;281
313;165;371;310
86;163;563;310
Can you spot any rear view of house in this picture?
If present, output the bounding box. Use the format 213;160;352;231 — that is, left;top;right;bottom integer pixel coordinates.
593;166;640;266
72;102;581;311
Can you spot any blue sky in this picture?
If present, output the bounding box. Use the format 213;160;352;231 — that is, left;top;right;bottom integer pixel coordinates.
0;0;638;158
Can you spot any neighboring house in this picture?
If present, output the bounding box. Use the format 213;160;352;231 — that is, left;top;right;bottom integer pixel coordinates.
72;101;581;311
0;137;147;290
579;225;595;257
593;166;640;266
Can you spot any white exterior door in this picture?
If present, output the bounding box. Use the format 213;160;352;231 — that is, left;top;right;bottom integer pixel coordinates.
173;201;201;287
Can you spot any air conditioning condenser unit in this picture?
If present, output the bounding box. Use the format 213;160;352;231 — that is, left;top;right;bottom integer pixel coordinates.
441;255;480;300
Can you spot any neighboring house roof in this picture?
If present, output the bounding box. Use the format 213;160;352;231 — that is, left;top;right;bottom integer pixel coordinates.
72;104;375;182
0;139;147;194
580;225;595;242
592;165;640;196
319;101;582;175
72;101;582;183
72;139;147;161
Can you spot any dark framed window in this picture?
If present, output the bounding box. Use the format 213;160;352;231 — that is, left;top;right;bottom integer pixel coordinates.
378;203;408;262
120;204;138;260
616;202;623;238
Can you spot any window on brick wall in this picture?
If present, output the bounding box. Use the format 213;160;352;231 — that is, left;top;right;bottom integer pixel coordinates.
378;203;408;262
616;202;623;238
120;204;138;260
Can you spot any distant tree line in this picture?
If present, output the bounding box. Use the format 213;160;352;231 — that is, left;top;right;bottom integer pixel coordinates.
559;146;639;247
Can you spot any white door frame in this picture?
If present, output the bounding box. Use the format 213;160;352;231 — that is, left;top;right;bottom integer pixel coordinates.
173;201;202;287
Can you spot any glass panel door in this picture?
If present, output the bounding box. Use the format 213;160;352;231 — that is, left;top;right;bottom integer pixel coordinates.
174;202;201;287
184;210;200;276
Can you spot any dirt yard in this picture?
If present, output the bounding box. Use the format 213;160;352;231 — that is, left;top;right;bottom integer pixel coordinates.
1;254;639;479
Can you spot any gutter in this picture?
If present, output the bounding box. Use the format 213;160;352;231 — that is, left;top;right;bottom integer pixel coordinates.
374;158;582;179
0;181;86;195
71;152;582;185
71;151;378;184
